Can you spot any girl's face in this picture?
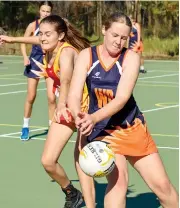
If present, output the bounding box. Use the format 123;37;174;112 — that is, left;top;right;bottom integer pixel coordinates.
39;5;52;20
39;23;64;52
103;22;130;56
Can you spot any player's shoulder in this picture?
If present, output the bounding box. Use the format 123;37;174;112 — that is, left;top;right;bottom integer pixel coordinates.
26;21;36;30
125;49;140;61
135;22;141;28
61;45;78;56
78;47;92;57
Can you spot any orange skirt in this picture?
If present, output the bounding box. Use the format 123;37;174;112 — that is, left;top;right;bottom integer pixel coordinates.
94;118;158;156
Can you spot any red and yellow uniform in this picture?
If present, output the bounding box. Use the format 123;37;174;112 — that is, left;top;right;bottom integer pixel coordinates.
31;42;89;112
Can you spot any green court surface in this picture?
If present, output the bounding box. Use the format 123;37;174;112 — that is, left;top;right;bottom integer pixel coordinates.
0;55;179;208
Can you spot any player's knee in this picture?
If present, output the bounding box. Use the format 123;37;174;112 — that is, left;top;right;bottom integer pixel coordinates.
47;95;56;105
116;177;128;194
27;93;36;104
155;178;172;198
108;169;128;195
41;156;55;173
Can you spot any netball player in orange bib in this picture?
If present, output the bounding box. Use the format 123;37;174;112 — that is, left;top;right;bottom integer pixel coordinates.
0;15;90;207
68;12;178;208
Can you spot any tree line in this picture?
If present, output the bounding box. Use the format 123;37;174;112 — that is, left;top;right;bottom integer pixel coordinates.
0;1;178;39
0;1;178;58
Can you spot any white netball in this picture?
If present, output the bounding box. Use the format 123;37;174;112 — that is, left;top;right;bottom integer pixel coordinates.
79;141;116;178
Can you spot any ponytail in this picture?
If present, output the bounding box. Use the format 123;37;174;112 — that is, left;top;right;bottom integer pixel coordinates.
63;18;90;51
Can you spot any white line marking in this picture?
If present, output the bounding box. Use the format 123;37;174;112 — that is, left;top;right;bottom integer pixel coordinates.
146;70;178;73
139;73;178;80
0;135;178;150
0;80;45;87
4;61;23;64
0;67;8;69
0;88;46;95
143;105;179;113
0;73;22;77
0;127;47;137
138;80;178;84
145;60;178;63
158;146;179;150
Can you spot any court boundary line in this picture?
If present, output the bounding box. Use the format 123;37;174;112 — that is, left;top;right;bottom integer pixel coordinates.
0;127;47;137
0;73;23;77
138;73;178;80
0;80;45;87
143;105;178;113
0;88;46;95
138;81;178;84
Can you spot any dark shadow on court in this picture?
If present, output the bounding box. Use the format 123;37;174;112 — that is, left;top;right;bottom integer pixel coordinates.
29;129;48;139
71;180;160;208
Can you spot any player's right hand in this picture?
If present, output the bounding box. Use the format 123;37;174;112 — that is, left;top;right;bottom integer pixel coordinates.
23;56;30;66
0;35;14;43
54;105;73;124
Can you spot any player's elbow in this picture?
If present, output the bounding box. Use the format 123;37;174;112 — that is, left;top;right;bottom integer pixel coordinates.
115;94;130;109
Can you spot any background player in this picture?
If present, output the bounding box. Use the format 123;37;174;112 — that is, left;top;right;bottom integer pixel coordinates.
128;14;146;73
20;1;54;140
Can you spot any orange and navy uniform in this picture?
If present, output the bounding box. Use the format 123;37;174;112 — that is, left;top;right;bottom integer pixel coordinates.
129;25;143;53
24;19;44;78
86;45;157;156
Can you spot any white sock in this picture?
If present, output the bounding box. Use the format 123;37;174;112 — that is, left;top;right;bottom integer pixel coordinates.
140;65;144;70
49;120;52;127
23;117;30;128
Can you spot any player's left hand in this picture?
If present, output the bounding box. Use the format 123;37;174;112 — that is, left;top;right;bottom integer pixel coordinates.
75;112;95;136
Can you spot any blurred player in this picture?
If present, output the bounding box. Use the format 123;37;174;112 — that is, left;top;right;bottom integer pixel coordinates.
129;15;146;73
20;1;54;140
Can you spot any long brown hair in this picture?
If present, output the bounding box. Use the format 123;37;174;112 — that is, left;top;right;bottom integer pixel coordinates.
40;15;90;51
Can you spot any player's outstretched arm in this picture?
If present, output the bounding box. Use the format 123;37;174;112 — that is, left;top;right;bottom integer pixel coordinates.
0;35;39;45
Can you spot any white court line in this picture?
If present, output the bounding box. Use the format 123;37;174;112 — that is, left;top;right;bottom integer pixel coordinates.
143;105;179;113
0;79;45;87
0;73;22;77
146;70;178;73
138;80;178;84
138;73;178;80
158;146;179;150
0;127;47;137
0;67;8;69
0;88;46;95
145;60;178;63
3;62;23;64
0;135;178;150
